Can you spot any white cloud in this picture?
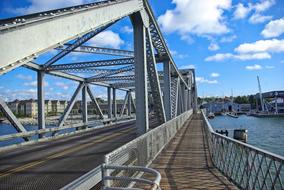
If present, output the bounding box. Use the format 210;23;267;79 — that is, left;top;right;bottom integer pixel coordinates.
233;3;251;19
196;77;218;84
233;1;274;24
265;65;275;69
24;81;37;87
261;18;284;38
170;49;188;59
89;30;124;49
0;88;37;101
206;39;284;62
235;39;284;53
205;52;271;61
208;42;220;51
180;34;194;44
158;0;231;36
220;35;237;43
24;81;49;87
121;26;133;34
16;74;32;81
249;13;272;24
180;64;195;69
245;64;262;70
7;0;90;15
55;82;69;90
210;72;220;77
253;0;275;12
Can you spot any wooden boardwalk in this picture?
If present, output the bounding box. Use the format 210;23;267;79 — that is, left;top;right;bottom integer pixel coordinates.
150;114;238;190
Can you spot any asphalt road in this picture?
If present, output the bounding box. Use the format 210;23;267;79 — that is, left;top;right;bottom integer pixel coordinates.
0;121;138;190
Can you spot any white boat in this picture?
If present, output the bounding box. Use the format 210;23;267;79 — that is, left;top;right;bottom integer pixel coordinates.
221;112;227;116
208;112;215;119
227;112;238;118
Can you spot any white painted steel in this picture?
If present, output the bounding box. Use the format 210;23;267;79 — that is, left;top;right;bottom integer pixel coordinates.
0;0;143;74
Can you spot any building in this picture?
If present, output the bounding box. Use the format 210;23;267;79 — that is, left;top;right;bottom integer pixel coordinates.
8;99;68;117
9;99;38;117
202;101;251;114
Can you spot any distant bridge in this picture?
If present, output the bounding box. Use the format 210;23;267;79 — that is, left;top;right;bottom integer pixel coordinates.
0;0;283;189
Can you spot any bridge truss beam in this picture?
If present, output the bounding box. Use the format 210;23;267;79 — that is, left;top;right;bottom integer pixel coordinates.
56;44;134;57
0;0;143;74
146;29;166;125
47;58;135;71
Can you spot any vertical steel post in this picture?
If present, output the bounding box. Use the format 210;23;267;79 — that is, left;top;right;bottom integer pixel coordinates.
275;96;278;114
107;87;112;119
131;12;149;135
180;83;185;113
37;70;45;138
112;88;117;118
192;70;198;113
163;60;171;121
82;84;88;126
128;91;132;116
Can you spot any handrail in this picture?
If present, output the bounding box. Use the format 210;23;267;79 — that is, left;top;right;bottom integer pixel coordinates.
201;110;284;162
0;116;134;142
201;109;284;190
104;109;193;188
102;164;161;190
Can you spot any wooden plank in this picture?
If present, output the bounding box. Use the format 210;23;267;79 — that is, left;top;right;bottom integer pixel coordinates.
146;114;238;189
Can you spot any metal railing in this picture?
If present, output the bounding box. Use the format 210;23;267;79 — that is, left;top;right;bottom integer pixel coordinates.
102;164;161;190
0;117;135;152
103;109;193;188
201;110;284;190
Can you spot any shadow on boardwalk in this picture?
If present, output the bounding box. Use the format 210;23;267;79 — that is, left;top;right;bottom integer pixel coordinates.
150;114;238;190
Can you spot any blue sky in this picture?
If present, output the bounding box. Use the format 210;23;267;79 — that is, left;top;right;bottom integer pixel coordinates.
0;0;283;101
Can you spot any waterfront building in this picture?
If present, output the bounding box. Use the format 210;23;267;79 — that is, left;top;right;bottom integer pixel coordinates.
8;99;68;117
202;101;251;114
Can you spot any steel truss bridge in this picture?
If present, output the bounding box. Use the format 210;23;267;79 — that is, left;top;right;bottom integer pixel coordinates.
0;0;283;190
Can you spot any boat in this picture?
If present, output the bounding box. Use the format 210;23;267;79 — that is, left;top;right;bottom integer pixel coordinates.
227;112;238;118
207;112;215;119
0;119;4;123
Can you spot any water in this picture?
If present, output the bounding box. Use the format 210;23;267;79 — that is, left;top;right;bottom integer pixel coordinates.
209;115;284;156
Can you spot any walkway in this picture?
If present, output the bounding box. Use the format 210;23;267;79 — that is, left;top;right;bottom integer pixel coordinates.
150;114;238;189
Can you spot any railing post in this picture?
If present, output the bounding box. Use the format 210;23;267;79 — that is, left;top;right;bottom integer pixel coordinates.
131;12;149;135
112;88;117;118
163;60;171;121
37;70;45;138
82;83;88;127
128;91;132;116
107;87;112;119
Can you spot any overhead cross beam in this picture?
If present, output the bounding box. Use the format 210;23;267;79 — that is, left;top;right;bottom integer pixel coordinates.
47;58;135;71
43;22;114;68
57;44;134;57
89;75;135;82
86;65;134;82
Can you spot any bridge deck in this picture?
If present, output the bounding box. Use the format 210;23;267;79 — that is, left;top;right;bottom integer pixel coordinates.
150;114;238;189
0;121;139;190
